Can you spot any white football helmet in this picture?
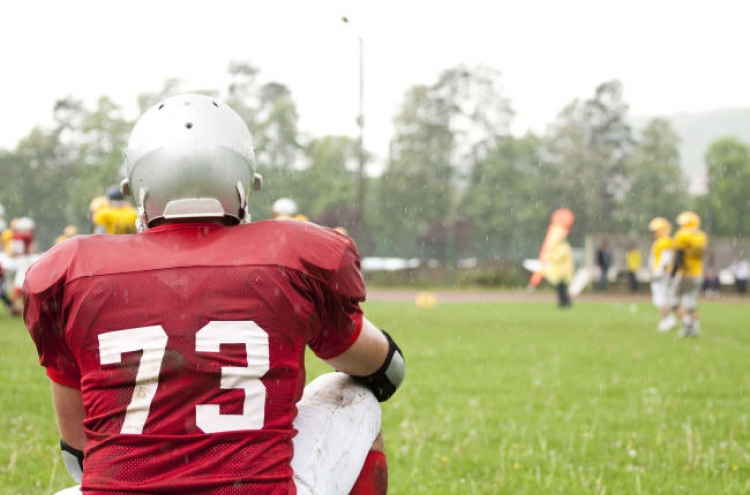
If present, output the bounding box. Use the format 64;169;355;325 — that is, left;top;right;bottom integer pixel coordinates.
272;197;298;218
121;94;262;229
15;216;35;232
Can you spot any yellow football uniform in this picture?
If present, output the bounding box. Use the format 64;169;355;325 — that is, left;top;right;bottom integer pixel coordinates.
542;239;574;285
1;228;11;255
673;227;708;277
93;205;138;234
650;237;674;274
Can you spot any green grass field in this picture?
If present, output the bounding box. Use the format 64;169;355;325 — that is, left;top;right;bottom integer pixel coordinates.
2;297;750;494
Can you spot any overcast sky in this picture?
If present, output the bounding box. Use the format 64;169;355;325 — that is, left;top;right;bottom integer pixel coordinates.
1;0;748;169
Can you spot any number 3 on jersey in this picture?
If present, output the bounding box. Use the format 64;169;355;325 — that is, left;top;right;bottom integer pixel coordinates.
98;321;270;434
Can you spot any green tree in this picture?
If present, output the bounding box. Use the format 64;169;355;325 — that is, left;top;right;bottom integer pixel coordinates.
375;65;513;259
458;133;552;260
3;96;132;247
68;96;132;232
375;84;455;257
8;127;73;248
224;62;305;220
618;118;690;231
704;137;750;236
545;80;635;238
298;135;359;228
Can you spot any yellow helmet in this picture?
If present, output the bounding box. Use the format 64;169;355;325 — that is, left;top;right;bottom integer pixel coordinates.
676;211;700;229
648;217;671;237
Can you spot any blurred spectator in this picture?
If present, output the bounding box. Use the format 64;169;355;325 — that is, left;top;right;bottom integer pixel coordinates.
625;243;641;293
728;256;749;294
7;216;36;315
595;239;611;291
702;252;720;297
271;197;309;222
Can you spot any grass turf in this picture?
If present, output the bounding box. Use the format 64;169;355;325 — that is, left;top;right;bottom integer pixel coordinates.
2;297;749;494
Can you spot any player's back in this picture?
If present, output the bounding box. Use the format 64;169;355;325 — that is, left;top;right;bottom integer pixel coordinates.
673;228;707;277
24;220;364;494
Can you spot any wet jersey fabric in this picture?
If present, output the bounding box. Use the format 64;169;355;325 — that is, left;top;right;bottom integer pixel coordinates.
24;220;366;495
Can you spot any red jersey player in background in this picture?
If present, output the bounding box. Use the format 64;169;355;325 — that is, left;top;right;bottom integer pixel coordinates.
8;216;37;315
24;94;405;495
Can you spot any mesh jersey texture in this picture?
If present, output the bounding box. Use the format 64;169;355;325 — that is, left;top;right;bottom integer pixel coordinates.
24;220;366;494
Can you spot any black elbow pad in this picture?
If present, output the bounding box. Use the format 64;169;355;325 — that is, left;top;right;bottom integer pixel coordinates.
352;330;405;402
60;439;84;483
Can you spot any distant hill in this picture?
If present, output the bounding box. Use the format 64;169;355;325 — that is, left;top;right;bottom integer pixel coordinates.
631;107;750;194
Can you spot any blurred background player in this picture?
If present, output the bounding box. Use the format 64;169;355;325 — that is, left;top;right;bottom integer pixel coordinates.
542;231;575;308
55;225;79;245
7;216;36;315
88;196;108;234
0;205;11;312
24;94;403;495
670;211;708;338
271;197;309;221
91;185;138;234
528;208;575;291
648;217;677;332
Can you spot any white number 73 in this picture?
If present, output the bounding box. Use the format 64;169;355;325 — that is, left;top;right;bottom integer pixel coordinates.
98;320;269;434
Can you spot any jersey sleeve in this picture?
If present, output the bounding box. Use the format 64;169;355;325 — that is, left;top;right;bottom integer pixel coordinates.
308;237;367;360
23;242;82;388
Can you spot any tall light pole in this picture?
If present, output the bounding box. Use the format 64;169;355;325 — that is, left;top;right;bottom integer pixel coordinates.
342;16;367;248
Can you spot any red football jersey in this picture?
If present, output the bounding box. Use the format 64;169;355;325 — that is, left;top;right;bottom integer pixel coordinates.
24;220;366;495
9;230;34;256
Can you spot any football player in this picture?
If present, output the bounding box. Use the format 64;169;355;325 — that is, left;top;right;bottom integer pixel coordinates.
648;217;677;332
669;211;708;338
91;185;138;234
272;197;310;222
0;206;10;310
8;216;36;316
24;94;404;495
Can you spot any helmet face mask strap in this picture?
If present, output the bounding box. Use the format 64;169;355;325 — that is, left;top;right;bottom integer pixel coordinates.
137;185;149;232
235;181;247;222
